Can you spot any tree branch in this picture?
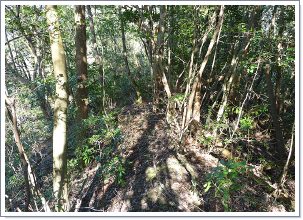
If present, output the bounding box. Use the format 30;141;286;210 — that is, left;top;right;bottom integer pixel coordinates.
5;32;46;45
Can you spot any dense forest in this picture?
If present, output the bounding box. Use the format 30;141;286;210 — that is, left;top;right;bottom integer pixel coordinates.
4;5;296;213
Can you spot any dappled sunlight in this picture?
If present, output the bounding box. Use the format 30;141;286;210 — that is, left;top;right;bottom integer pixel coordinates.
5;4;296;214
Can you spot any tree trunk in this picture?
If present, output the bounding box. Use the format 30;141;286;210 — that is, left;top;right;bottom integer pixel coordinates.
279;120;295;185
275;5;285;115
184;6;197;97
192;6;224;123
86;5;103;84
75;5;88;121
5;92;30;212
152;5;171;103
9;7;53;120
118;6;142;104
185;6;224;127
167;5;174;92
46;5;69;211
5;88;51;212
229;69;241;105
265;63;286;161
216;5;260;122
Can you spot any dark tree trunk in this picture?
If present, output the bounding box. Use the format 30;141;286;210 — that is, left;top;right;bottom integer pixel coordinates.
75;5;88;120
118;6;142;103
265;64;286;161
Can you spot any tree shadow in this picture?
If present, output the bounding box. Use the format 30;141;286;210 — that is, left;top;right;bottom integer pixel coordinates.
77;103;183;212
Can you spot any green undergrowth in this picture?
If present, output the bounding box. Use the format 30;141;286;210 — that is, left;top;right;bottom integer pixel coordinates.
68;109;128;187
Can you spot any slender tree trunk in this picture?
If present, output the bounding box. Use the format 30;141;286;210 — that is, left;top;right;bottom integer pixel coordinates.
229;69;241;105
185;6;224;126
118;6;142;104
86;5;103;84
153;5;171;103
216;5;260;122
279;120;295;185
265;63;286;161
269;6;278;39
5;92;30;212
10;7;53;120
75;5;89;168
46;5;69;211
167;5;174;92
75;5;88;121
184;6;197;96
5;88;50;212
192;6;224;124
275;5;285;115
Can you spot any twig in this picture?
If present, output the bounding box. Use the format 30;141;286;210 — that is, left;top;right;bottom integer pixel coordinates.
5;32;46;45
5;194;22;212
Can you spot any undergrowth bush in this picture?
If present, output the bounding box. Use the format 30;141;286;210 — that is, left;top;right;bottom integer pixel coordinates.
204;159;254;211
68;110;128;186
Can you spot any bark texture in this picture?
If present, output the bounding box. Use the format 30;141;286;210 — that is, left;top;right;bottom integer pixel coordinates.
46;5;69;211
75;5;88;120
185;6;224;127
265;64;286;161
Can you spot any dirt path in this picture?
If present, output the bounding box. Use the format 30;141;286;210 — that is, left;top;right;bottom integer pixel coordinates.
67;103;207;212
36;103;295;212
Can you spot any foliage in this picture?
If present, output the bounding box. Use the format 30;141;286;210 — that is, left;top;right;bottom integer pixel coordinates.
204;159;254;211
4;4;296;212
67;109;128;187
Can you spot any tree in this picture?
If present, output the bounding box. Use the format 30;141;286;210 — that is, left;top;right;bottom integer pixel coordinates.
5;87;50;212
75;5;88;121
118;5;143;104
46;5;69;211
184;5;224;131
275;5;285;115
265;63;286;161
153;5;171;103
4;4;296;212
5;5;53;120
86;5;103;86
5;89;31;212
216;5;260;122
192;5;224;124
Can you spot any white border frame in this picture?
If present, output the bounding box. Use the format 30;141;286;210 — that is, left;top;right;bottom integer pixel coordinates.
1;1;300;218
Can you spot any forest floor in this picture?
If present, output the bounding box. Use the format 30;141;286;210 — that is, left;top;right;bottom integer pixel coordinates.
31;102;295;213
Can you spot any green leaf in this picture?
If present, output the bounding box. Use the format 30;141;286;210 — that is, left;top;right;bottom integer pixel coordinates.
215;188;221;197
220;160;226;166
240;161;247;166
229;162;240;169
228;172;237;179
223;170;229;175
